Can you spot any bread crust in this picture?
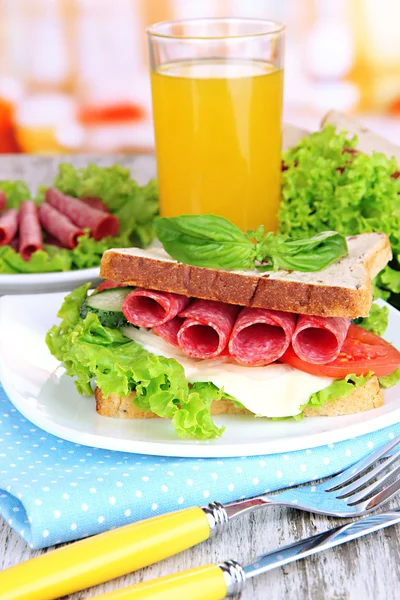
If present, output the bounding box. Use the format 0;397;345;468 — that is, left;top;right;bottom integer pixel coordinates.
94;376;383;421
100;233;391;318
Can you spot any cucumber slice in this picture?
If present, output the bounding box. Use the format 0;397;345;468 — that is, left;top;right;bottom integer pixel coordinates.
80;287;135;329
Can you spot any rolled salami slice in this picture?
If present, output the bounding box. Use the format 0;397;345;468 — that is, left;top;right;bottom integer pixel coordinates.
45;233;68;248
46;188;119;241
122;288;190;328
39;203;85;250
0;190;6;212
19;201;44;261
0;208;18;245
177;299;240;359
153;317;185;347
80;196;110;213
10;235;19;251
291;315;350;364
229;308;297;366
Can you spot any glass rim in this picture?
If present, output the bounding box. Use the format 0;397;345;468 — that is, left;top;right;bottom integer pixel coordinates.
146;17;285;40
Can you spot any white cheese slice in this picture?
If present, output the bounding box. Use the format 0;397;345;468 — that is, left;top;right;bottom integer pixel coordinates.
121;327;333;418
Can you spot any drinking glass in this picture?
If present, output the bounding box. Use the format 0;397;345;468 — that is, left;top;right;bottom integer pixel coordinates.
147;18;285;232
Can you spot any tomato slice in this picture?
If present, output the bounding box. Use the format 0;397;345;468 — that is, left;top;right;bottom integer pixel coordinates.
281;324;400;378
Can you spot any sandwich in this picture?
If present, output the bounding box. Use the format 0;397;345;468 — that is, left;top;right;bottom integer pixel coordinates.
46;212;400;440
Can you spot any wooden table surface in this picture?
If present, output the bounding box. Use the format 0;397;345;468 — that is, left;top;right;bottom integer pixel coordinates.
2;498;400;599
0;154;399;599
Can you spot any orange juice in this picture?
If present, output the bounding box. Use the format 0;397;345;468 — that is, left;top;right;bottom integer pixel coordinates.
150;58;283;232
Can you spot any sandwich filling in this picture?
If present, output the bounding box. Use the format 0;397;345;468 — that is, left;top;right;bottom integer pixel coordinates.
46;282;400;440
122;326;333;418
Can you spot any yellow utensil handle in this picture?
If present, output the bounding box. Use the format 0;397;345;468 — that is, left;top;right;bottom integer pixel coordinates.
93;564;228;600
0;507;210;600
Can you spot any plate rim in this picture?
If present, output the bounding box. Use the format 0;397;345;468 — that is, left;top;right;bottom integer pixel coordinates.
2;373;400;457
0;265;100;284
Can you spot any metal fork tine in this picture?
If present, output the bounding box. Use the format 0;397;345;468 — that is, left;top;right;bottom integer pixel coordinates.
326;435;400;492
335;448;400;498
346;463;400;505
359;476;400;511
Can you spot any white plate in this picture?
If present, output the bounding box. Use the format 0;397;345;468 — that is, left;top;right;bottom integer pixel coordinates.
0;292;399;458
0;267;101;295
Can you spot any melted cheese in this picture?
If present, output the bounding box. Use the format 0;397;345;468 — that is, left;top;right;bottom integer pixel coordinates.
121;327;333;418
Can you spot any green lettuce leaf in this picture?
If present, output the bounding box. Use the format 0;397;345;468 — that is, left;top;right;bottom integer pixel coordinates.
69;233;118;270
46;283;92;360
378;368;400;389
352;303;389;336
0;181;31;209
379;266;400;294
302;373;372;412
279;125;400;307
0;244;72;274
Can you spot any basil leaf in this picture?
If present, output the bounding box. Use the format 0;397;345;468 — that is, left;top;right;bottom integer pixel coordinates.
154;215;256;269
256;231;348;272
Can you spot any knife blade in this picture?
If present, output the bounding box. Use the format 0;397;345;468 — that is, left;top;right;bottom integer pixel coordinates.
244;507;400;580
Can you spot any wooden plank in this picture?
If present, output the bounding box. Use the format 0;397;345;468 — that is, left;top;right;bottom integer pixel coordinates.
1;497;400;599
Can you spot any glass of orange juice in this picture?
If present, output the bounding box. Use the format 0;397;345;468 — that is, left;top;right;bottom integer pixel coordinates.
147;18;285;232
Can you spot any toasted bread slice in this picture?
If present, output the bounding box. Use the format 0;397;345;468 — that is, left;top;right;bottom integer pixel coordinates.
322;110;400;163
95;376;383;421
100;232;391;318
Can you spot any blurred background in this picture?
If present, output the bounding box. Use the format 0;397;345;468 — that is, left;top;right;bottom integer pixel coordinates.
0;0;399;154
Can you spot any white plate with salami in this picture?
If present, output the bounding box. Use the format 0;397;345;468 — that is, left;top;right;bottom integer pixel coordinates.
0;292;399;458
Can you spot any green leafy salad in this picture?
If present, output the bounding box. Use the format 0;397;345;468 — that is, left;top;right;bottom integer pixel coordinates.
46;286;399;440
0;164;158;274
279;125;400;309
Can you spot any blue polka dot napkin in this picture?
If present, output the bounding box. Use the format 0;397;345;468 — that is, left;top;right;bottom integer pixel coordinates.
1;383;399;550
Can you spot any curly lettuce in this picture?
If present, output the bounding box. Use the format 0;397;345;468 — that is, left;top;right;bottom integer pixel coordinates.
302;373;372;414
0;180;31;208
378;368;400;389
352;302;389;337
279;125;400;307
0;244;71;274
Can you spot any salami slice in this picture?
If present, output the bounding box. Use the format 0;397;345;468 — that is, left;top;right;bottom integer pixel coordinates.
39;203;85;250
153;317;185;347
10;236;19;251
292;315;350;364
19;201;44;261
177;299;240;359
46;188;119;241
80;196;110;213
229;308;297;366
0;208;18;245
45;233;68;248
122;288;190;328
0;190;6;212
